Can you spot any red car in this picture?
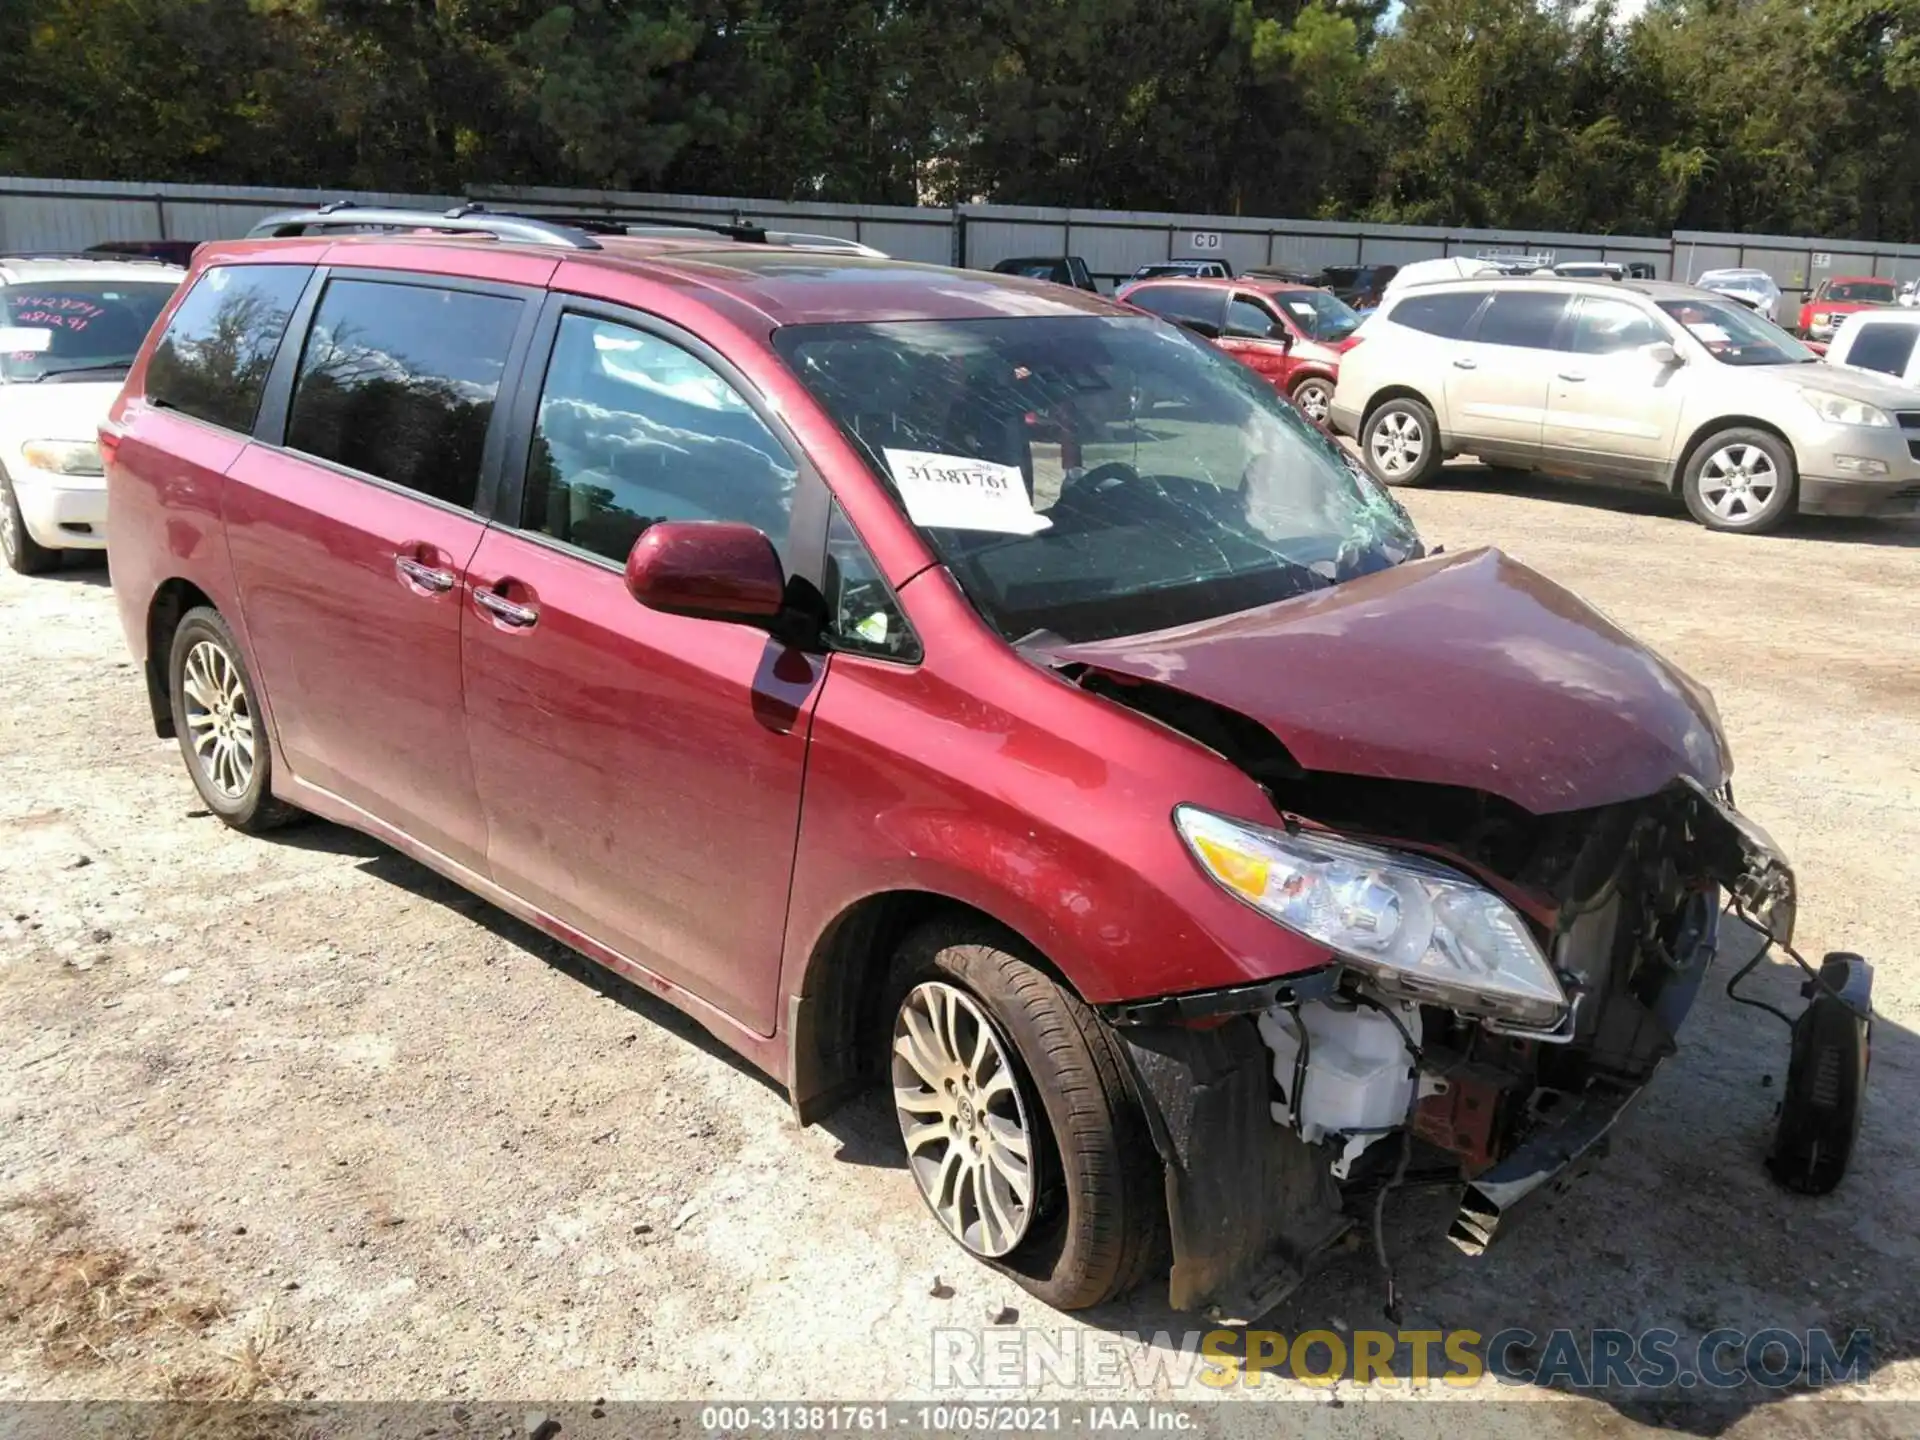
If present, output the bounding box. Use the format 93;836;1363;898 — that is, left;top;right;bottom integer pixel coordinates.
1795;274;1901;341
1116;275;1362;425
104;206;1858;1316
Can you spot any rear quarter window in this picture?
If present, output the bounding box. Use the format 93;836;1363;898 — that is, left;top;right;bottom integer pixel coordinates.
1387;290;1486;339
1841;322;1918;379
144;265;311;433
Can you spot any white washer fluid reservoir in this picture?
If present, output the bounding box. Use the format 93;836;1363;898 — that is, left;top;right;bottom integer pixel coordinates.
1257;997;1423;1178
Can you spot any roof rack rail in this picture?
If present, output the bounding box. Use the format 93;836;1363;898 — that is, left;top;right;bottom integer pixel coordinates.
516;211;888;257
245;201;603;250
0;250;177;265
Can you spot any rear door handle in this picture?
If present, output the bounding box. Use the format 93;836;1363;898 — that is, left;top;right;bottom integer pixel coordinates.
1452;357;1478;370
394;555;456;593
1558;371;1587;382
474;587;538;628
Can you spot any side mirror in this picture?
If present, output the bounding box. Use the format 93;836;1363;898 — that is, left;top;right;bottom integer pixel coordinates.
1269;320;1294;348
625;520;786;623
1644;341;1682;367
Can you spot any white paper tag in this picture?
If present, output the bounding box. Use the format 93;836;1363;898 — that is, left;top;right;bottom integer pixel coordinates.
883;448;1051;534
1687;323;1731;343
0;327;52;353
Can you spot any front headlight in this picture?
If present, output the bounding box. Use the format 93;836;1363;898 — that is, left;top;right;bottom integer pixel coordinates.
1800;389;1893;427
20;440;104;476
1811;312;1832;325
1176;806;1567;1030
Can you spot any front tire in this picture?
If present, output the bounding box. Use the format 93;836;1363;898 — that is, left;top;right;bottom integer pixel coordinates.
1682;427;1797;533
886;920;1165;1310
1361;396;1445;487
0;471;59;576
167;607;300;833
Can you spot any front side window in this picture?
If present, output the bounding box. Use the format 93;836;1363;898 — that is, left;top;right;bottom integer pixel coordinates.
523;314;797;564
286;280;522;509
1658;296;1815;367
1389;290;1485;339
774;315;1422;645
1568;296;1670;355
1841;323;1919;379
2;277;179;386
824;503;917;661
1476;291;1571;349
1225;297;1279;339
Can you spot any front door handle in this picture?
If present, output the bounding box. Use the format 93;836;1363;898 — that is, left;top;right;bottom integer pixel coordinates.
1558;371;1588;382
474;587;538;628
395;555;456;593
1452;357;1478;370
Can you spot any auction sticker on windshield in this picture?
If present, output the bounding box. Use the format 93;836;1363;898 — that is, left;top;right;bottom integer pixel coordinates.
883;448;1052;534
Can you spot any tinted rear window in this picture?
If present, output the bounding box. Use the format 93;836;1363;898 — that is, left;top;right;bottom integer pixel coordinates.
1844;323;1918;378
1389;291;1485;339
1477;291;1572;348
285;279;522;510
144;266;308;431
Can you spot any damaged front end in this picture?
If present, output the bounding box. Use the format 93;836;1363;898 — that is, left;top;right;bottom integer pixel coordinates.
1106;777;1812;1320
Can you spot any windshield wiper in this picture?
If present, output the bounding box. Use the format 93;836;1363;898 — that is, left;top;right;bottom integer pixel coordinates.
32;363;134;383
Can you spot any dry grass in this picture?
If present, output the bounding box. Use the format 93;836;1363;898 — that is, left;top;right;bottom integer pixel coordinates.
1;1189;294;1411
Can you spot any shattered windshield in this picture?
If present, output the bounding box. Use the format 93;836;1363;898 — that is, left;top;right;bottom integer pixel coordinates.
774;314;1422;644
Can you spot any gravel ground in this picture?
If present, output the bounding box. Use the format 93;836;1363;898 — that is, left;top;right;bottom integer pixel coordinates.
2;469;1917;1435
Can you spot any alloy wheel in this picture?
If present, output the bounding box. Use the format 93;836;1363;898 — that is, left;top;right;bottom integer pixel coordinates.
0;484;19;564
891;980;1036;1258
1294;380;1332;424
181;640;256;799
1698;443;1780;524
1369;410;1425;475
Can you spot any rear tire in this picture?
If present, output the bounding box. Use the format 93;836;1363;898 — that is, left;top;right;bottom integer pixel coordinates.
886;919;1166;1310
0;471;59;576
1360;397;1445;487
167;607;301;833
1289;375;1334;428
1682;427;1797;534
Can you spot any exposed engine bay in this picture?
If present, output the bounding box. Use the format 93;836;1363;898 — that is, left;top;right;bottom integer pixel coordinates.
1083;670;1869;1320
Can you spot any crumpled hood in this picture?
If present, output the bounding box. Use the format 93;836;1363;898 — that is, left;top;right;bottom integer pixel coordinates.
1047;547;1730;816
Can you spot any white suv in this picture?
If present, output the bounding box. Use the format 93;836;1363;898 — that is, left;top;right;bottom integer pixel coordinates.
1329;277;1920;533
1;255;182;573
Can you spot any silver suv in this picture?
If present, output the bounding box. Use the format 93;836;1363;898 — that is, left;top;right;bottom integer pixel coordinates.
1328;277;1920;532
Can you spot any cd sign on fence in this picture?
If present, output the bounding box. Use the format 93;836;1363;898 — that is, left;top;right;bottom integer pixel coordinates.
1190;231;1222;251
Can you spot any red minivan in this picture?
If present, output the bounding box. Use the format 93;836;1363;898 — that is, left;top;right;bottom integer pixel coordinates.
104;207;1858;1317
1116;276;1363;426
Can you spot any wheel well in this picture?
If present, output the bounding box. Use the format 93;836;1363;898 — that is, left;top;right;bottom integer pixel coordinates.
144;580;213;738
1361;384;1437;431
787;890;1068;1124
1668;417;1796;493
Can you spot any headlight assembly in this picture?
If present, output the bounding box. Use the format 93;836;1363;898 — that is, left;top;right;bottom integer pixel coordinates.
20;440;104;476
1800;389;1892;427
1175;806;1568;1031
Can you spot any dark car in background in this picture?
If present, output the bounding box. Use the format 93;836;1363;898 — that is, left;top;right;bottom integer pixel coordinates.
989;255;1098;292
86;239;202;267
1314;262;1399;309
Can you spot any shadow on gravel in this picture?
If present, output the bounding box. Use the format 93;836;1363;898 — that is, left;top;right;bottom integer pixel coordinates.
258;819;780;1093
1432;464;1920;547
